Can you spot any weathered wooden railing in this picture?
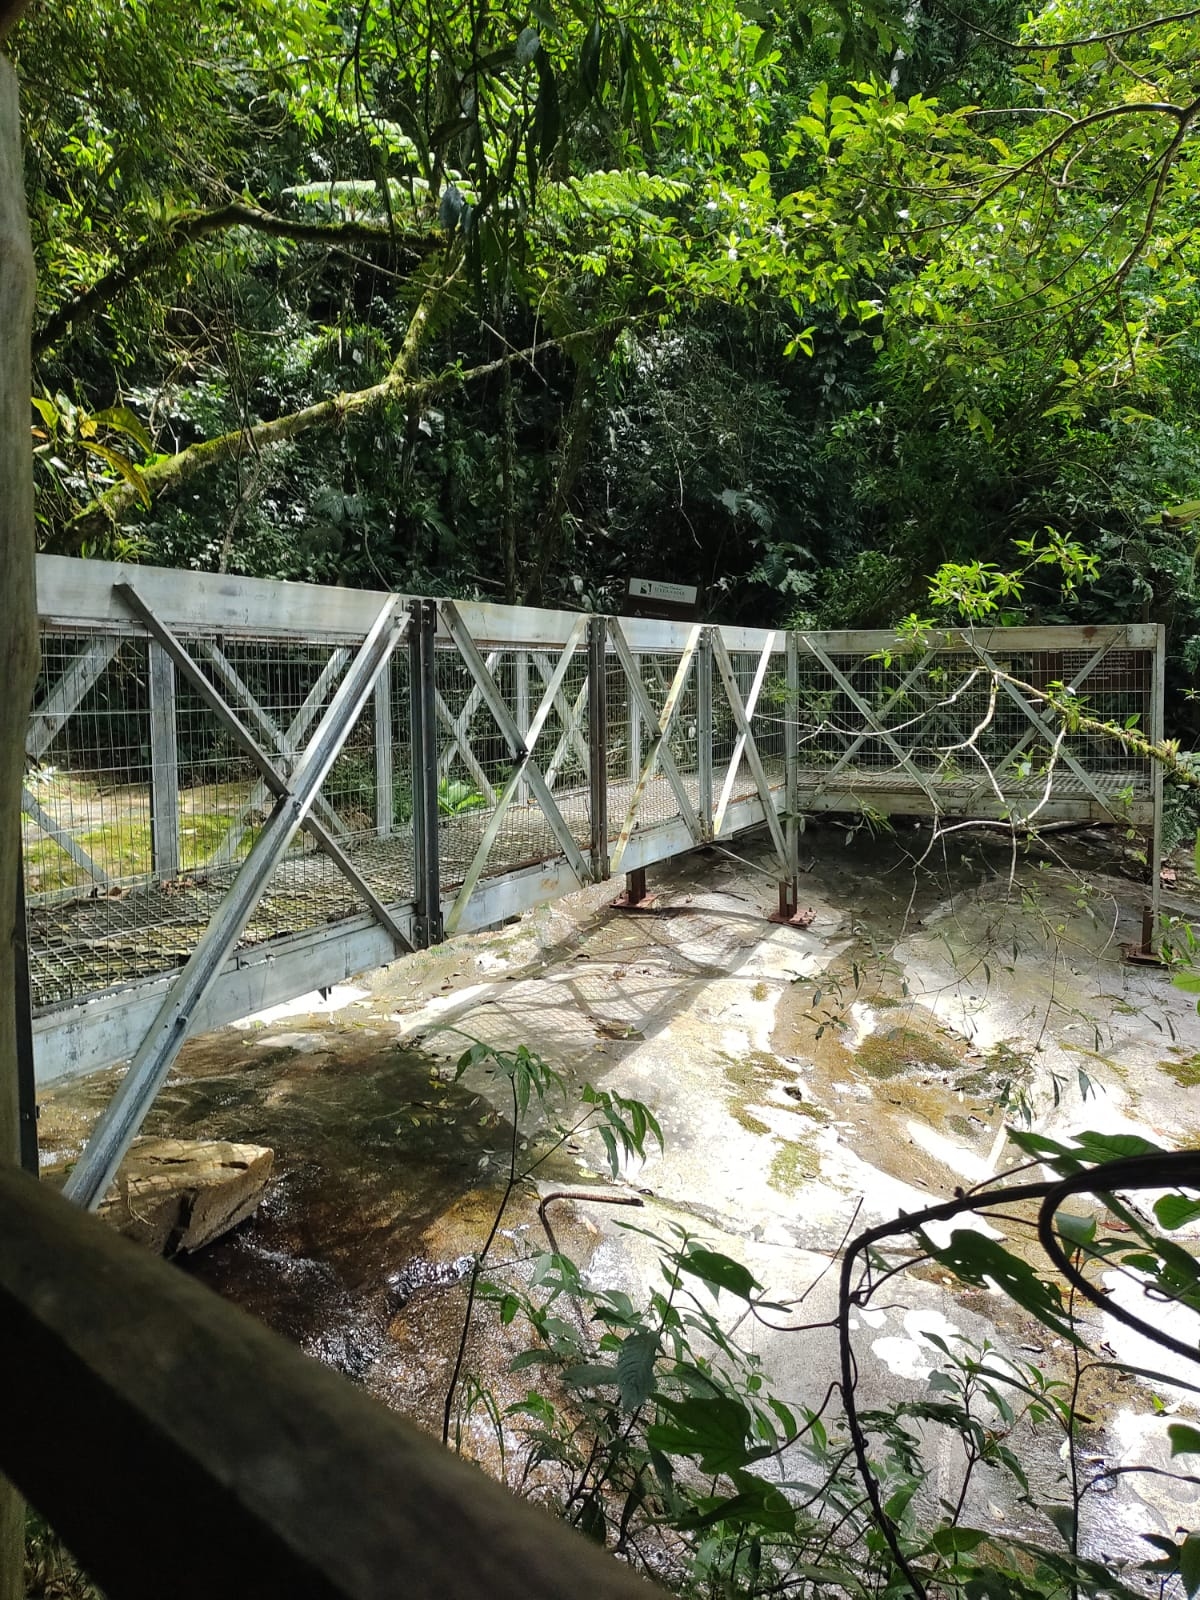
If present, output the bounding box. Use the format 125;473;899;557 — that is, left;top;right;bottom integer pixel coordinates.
22;557;1164;1206
0;1164;655;1599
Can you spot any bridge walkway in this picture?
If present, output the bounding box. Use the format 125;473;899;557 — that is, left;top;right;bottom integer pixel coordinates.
22;556;1163;1205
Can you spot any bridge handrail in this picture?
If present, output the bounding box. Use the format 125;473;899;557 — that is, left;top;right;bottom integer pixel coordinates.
0;1163;656;1600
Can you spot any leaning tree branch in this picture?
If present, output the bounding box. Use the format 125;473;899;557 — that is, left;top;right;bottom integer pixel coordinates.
34;201;441;356
997;670;1200;791
54;314;632;550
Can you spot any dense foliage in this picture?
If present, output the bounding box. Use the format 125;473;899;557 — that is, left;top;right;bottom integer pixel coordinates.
14;0;1200;735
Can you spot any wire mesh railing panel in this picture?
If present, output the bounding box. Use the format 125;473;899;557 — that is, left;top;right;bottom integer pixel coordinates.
24;631;151;905
24;630;159;1007
26;624;418;1013
23;578;1163;1027
432;642;593;892
790;640;1156;807
711;648;787;811
616;650;700;832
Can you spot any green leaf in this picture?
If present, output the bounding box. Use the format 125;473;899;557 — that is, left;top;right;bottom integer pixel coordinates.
677;1246;761;1301
77;441;152;508
648;1395;767;1474
1155;1195;1200;1231
677;1471;796;1534
92;404;154;455
1168;1423;1200;1458
1183;1531;1200;1598
918;1227;1082;1343
578;20;602;100
562;1362;620;1388
1070;1130;1163;1164
1055;1210;1096;1248
1045;1503;1076;1546
926;1525;988;1556
616;1330;658;1410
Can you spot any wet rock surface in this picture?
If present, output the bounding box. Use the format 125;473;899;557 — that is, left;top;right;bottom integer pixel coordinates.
36;821;1200;1554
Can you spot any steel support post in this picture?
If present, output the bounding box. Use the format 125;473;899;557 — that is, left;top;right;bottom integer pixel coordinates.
697;628;714;841
628;652;641;781
374;665;394;839
515;649;530;809
777;631;801;919
409;600;442;947
612;866;651;910
588;617;609;881
62;597;405;1212
147;641;180;881
14;853;38;1176
1147;623;1167;953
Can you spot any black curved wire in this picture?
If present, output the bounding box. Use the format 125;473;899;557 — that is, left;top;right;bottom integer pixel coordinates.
1037;1150;1200;1367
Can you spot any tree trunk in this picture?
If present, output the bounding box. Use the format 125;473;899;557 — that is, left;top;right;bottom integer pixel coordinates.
0;51;38;1600
523;332;615;606
501;357;518;605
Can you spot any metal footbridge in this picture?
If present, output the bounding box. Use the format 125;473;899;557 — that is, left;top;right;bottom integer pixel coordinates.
22;555;1165;1207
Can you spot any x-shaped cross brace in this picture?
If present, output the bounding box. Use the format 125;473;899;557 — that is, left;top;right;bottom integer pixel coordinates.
116;585;413;954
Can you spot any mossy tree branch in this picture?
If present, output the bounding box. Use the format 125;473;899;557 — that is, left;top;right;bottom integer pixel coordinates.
55;306;631;551
34;201;442;356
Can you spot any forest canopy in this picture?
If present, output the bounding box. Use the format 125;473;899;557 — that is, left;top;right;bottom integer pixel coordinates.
14;0;1200;733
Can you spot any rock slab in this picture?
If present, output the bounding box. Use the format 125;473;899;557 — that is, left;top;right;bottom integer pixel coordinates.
101;1137;273;1256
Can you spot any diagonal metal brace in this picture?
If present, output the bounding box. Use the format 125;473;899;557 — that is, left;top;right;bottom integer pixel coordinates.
115;585;413;956
710;632;789;869
63;591;406;1212
26;634;121;764
196;640;351;844
801;635;940;807
974;644;1116;813
608;623;703;871
204;645;351;867
439;603;592;890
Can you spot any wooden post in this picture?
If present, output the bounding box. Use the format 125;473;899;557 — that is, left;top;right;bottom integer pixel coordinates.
0;43;40;1600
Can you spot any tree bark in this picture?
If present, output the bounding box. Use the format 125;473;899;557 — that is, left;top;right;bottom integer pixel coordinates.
523;331;616;606
0;48;38;1600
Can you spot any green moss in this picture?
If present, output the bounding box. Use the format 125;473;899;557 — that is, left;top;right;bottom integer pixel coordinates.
855;1025;963;1082
751;981;770;1002
769;1140;820;1193
723;1050;814;1139
1162;1054;1200;1087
